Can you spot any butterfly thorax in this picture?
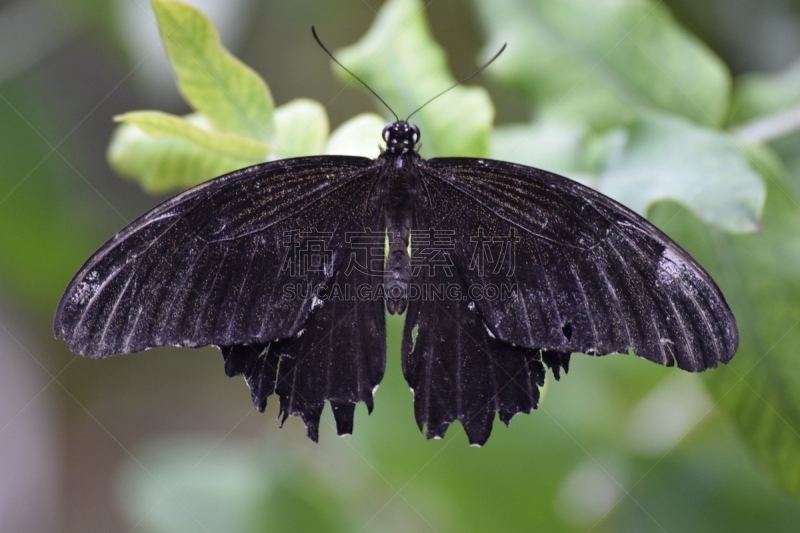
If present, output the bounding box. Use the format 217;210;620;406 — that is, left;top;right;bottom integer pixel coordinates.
381;121;420;156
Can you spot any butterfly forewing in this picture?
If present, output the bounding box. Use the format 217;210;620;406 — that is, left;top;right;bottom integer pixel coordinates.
54;156;380;356
413;157;738;371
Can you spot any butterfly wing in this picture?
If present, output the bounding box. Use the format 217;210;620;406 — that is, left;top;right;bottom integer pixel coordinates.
55;156;386;438
219;253;386;441
401;157;737;444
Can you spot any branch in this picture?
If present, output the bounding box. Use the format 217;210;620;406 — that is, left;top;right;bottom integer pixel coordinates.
734;103;800;144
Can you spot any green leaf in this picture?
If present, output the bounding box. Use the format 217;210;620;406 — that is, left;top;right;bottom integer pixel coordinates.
151;0;275;142
270;99;329;159
598;113;764;233
325;113;386;158
334;0;493;157
649;144;800;500
472;0;730;129
107;113;261;193
109;99;333;192
109;3;336;192
115;111;270;160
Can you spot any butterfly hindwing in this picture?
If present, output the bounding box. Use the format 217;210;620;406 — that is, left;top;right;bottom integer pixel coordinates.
401;267;556;446
222;250;386;441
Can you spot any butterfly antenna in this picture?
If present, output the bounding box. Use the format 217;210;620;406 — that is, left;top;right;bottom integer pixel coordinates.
405;43;507;122
312;26;399;122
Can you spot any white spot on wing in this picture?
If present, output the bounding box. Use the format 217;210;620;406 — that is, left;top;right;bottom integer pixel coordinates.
658;247;683;283
483;322;496;339
71;270;101;304
658;247;703;290
311;296;324;310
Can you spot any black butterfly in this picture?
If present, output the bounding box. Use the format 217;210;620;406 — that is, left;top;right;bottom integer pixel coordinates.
54;33;738;445
53;116;738;445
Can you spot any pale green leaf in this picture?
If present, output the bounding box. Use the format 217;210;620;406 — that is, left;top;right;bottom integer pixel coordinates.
473;0;730;129
115;110;270;160
334;0;493;157
117;438;267;533
490;120;595;186
107;113;261;193
151;0;275;141
598;113;764;233
270;98;329;159
325;113;386;158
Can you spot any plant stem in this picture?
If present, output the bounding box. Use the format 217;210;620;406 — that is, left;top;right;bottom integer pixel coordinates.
735;103;800;144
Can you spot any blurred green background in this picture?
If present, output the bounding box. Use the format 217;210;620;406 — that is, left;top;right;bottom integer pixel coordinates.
3;0;800;531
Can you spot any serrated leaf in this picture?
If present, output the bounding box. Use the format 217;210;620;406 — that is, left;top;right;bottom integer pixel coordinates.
325;113;386;158
116;111;270;160
334;0;493;157
107;113;261;193
598;113;764;233
270;99;329;159
151;0;275;141
473;0;730;129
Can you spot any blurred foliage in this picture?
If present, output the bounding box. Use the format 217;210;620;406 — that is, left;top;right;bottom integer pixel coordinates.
0;81;99;312
4;0;800;531
473;0;731;128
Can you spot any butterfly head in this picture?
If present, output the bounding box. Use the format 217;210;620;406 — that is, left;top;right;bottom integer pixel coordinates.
382;122;420;156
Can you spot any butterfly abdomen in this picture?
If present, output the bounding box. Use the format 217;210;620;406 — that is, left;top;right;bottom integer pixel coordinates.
385;228;411;314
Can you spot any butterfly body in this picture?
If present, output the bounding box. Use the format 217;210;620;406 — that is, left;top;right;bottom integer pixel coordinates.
378;123;421;314
55;121;737;445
